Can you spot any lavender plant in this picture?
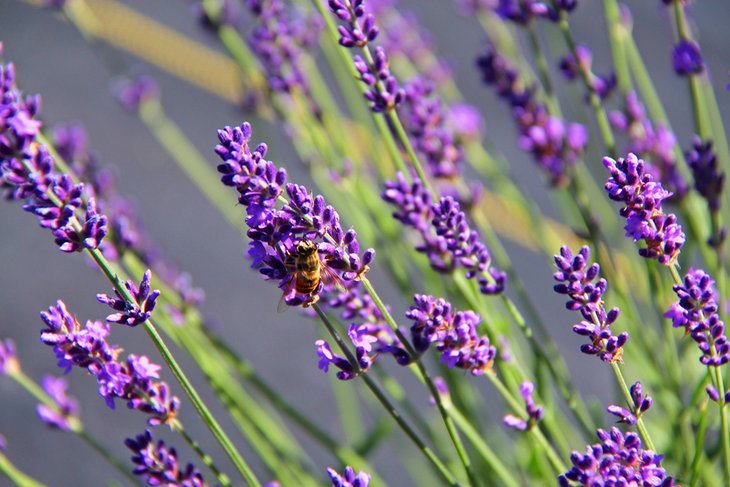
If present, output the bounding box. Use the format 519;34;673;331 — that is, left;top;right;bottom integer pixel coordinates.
1;1;730;486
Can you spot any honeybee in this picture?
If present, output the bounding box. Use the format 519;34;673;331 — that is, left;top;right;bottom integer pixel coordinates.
278;239;343;311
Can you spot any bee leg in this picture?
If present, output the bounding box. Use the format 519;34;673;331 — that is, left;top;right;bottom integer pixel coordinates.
303;294;320;308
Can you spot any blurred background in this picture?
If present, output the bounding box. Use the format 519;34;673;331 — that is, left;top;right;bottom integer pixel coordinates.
1;1;729;485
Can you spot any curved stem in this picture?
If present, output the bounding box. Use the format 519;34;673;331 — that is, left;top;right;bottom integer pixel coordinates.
176;423;232;487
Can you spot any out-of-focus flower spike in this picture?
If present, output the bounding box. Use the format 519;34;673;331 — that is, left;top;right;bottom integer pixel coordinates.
326;465;371;487
0;338;19;375
36;375;81;432
126;430;208;486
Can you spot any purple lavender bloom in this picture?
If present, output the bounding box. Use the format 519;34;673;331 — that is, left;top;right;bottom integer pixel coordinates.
687;137;724;215
245;0;321;100
382;177;505;294
112;75;159;112
558;44;616;100
406;294;497;375
609;92;686;199
36;375;80;431
665;268;730;367
0;58;42;158
604;153;685;265
326;466;371;487
51;196;108;253
328;1;403;112
504;381;544;431
477;45;587;186
328;0;380;47
97;269;160;327
0;338;19;375
673;40;704;76
52;122;89;164
606;404;636;425
447;103;483;142
126;430;208;487
559;427;680;486
40;300;179;424
707;385;721;401
215;122;374;308
553;246;628;363
1;145;54;201
432;196;506;294
315;340;358;380
399;77;464;179
495;0;549;24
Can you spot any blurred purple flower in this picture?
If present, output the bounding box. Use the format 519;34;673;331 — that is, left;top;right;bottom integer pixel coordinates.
686;137;724;215
36;375;80;431
0;338;19;375
112;75;159;112
672;40;704;76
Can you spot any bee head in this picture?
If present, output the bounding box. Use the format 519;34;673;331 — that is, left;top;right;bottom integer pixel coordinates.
296;239;317;255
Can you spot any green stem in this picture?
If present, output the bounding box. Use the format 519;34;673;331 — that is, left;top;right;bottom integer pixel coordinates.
312;304;459;486
523;22;560;115
86;249;260;487
690;399;710;487
176;423;232;487
0;454;46;487
361;275;485;485
10;371;136;484
609;362;655;451
603;0;631;94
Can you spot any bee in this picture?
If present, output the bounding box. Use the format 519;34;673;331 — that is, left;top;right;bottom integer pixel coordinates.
278;239;343;311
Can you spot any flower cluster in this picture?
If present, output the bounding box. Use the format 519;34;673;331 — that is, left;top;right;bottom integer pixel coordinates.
36;375;81;432
686;137;724;215
126;430;208;487
672;39;704;76
607;381;652;426
604;153;685;265
399;77;464;179
406;294;497;375
559;427;680;486
665;268;730;367
245;0;322;100
553;246;628;363
503;381;544;431
40;300;179;425
1;56;108;253
476;45;588;186
328;0;403;112
215;122;374;308
112;75;159;112
382;175;505;294
96;269;160;327
558;44;616;100
327;466;371;487
609;91;686;199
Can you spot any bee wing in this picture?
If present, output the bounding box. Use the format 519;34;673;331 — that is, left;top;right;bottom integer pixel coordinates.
277;275;297;313
319;260;345;293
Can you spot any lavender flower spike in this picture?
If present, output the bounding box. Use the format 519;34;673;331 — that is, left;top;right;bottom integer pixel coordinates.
126;430;208;487
406;294;497;375
559;427;681;486
553;245;628;363
326;466;371;487
665;268;730;367
503;381;544;431
603;153;685;265
97;269;160;327
36;375;81;432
